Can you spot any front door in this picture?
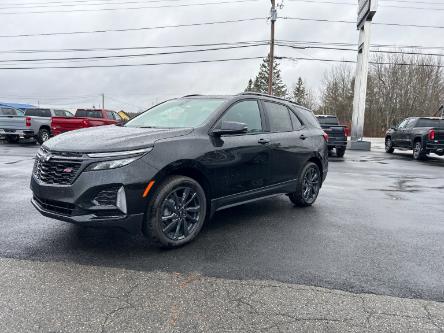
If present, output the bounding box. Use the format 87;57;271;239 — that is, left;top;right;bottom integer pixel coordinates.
202;99;272;199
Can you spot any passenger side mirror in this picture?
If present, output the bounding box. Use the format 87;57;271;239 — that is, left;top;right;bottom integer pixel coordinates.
212;121;248;136
390;126;398;131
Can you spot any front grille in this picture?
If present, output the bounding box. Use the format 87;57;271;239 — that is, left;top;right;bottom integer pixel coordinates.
33;196;75;216
33;158;82;185
92;187;120;206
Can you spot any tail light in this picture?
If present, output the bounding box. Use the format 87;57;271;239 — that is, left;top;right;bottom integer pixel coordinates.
322;131;329;142
25;116;31;127
344;127;350;137
428;129;435;140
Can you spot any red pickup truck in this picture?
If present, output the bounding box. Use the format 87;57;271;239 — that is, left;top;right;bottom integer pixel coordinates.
51;109;124;136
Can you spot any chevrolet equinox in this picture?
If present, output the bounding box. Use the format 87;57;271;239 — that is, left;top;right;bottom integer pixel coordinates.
31;93;328;248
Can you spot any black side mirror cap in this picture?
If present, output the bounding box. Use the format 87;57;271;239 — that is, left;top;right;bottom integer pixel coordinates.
212;121;248;136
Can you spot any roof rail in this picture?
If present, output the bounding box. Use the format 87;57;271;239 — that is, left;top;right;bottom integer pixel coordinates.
239;91;311;111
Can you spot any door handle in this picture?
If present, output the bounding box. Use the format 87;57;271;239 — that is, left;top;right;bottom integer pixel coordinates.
258;138;270;145
299;134;307;140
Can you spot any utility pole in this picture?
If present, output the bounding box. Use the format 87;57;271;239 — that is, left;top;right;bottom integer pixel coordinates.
101;93;105;111
268;0;277;95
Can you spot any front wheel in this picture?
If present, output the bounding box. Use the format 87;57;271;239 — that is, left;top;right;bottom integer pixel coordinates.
143;176;207;248
385;137;394;153
288;162;321;207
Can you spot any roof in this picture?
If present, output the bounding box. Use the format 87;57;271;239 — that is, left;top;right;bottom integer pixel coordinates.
0;102;36;109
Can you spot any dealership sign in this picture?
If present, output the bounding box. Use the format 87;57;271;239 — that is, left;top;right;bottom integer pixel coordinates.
357;0;378;29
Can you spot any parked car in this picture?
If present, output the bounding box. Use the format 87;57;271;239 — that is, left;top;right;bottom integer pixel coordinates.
315;115;348;157
24;108;73;144
31;93;328;248
385;117;444;160
0;107;73;144
0;106;34;143
51;109;124;136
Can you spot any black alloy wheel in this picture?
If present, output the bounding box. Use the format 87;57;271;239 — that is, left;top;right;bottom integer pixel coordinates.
144;176;207;248
385;137;394;153
288;162;321;207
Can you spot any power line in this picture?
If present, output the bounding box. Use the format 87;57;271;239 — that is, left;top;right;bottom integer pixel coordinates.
286;0;444;10
0;0;260;15
0;0;183;6
0;43;270;64
0;17;265;38
281;16;444;30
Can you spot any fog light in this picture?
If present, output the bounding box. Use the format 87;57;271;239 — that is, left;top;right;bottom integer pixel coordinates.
116;186;127;214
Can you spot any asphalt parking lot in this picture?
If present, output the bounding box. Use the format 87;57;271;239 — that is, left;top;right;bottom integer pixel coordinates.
1;139;444;331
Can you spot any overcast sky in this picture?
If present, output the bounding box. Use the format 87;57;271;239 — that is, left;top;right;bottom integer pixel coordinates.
0;0;443;112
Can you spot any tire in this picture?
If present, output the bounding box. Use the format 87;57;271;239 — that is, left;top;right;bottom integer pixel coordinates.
37;128;50;145
288;162;321;207
143;176;207;248
435;151;444;156
336;147;346;158
413;140;426;160
5;135;19;143
385;137;394;153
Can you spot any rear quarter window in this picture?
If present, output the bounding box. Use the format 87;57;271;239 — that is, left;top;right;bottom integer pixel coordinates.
298;108;321;129
76;110;103;118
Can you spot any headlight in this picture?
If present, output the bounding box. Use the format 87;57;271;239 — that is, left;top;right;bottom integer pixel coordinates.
85;147;153;171
87;147;152;158
86;157;140;171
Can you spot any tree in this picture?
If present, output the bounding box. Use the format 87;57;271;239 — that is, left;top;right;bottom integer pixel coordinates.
293;77;306;105
247;55;287;97
245;79;253;92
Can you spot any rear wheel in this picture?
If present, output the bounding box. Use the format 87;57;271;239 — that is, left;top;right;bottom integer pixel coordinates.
5;135;19;143
143;176;207;248
413;140;426;160
37;128;50;144
436;151;444;156
288;162;321;207
336;147;346;158
385;137;394;153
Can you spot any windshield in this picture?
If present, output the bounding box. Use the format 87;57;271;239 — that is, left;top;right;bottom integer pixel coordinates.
126;98;226;128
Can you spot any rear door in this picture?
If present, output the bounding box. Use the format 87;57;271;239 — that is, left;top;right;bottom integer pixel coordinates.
261;100;312;185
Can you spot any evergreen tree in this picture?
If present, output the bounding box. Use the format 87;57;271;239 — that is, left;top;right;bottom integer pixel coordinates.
246;55;287;97
245;79;254;92
293;77;307;105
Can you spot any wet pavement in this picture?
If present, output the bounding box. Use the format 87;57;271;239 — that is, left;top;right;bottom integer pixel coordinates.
0;139;443;304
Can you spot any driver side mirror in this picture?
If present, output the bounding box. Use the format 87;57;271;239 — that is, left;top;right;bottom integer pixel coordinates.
390;126;398;131
212;121;248;136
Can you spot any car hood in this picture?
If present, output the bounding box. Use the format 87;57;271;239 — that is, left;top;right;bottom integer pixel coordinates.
43;125;193;152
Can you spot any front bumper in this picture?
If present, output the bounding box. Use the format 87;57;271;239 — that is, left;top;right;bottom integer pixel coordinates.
30;157;158;233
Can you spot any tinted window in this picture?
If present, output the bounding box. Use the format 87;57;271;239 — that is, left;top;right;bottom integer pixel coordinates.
298;108;321;129
127;98;226;128
220;100;262;133
264;101;292;132
76;110;103;118
405;118;417;128
106;111;115;119
25;108;51;117
290;111;303;130
316;116;339;125
416;118;444;127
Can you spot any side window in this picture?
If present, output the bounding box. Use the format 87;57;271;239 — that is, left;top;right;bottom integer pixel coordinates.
289;110;303;130
114;112;123;121
263;101;292;132
54;110;66;117
219;100;262;133
106;111;114;119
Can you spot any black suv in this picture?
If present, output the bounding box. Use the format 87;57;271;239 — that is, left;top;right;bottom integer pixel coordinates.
31;93;328;248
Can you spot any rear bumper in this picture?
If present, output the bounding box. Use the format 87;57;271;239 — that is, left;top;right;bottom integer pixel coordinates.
327;138;347;148
426;142;444;151
0;129;35;137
